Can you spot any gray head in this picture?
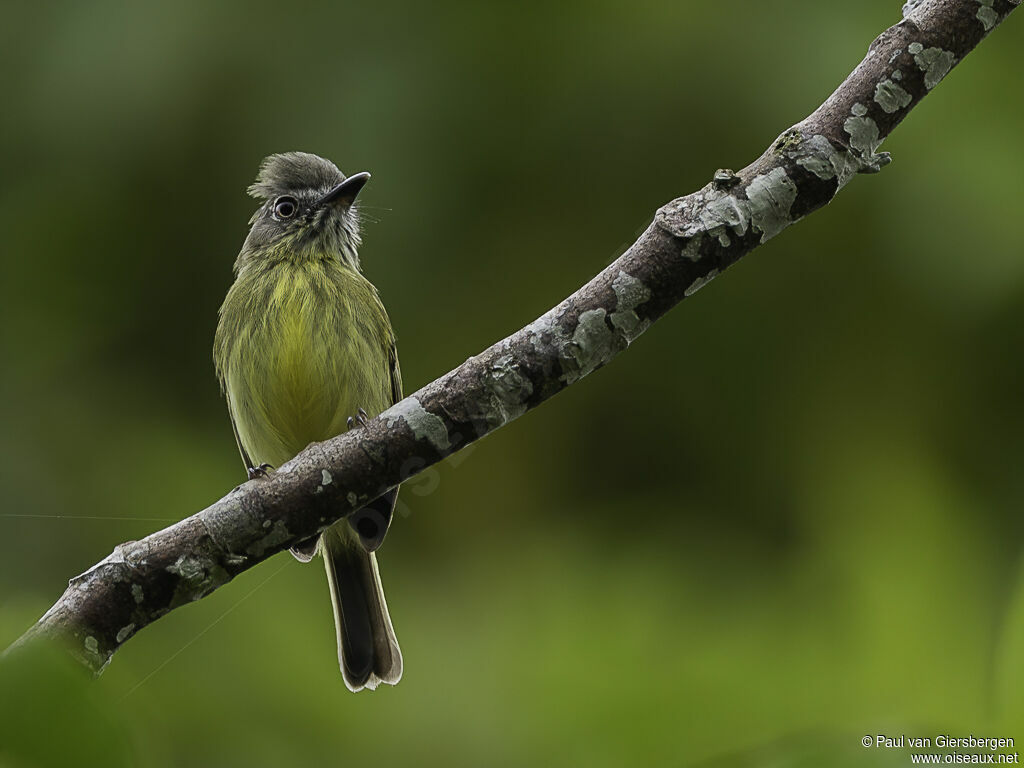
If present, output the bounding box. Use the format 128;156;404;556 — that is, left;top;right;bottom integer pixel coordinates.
239;152;369;270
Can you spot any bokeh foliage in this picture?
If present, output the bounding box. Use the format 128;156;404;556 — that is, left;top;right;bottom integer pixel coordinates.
1;1;1022;766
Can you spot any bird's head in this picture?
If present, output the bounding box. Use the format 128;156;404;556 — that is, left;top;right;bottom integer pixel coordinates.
239;152;369;270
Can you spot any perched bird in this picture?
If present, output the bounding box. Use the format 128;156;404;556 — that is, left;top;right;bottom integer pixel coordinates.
214;152;403;691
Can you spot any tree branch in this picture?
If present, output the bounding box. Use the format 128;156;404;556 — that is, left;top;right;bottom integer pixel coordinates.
7;0;1018;674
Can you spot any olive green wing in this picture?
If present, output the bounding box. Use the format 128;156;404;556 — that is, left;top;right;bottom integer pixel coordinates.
389;340;403;405
226;395;255;473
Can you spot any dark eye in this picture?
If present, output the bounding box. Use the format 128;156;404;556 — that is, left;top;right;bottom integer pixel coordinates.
273;196;298;219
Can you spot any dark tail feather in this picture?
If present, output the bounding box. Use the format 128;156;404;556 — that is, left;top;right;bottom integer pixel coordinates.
297;487;396;562
348;487;398;552
322;526;402;692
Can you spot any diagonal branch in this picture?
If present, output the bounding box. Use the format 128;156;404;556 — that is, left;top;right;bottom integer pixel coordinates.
7;0;1018;674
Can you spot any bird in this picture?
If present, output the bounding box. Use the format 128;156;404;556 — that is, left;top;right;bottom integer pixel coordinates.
213;152;402;691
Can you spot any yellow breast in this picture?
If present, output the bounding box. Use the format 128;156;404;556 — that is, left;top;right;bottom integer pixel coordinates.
215;259;394;469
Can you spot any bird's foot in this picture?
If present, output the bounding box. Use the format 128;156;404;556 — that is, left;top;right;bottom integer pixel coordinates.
346;407;370;431
247;463;274;480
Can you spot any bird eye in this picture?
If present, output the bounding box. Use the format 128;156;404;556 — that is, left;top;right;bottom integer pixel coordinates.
273;196;298;219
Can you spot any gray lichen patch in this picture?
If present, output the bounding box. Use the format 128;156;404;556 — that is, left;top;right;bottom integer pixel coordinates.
790;134;858;189
685;268;720;297
524;314;555;354
166;554;207;583
320;469;333;486
912;45;955;90
110;540;149;570
482;352;534;428
668;168;794;251
700;191;750;239
843;107;887;171
562;309;618;384
746;168;797;242
115;624;135;644
874;78;912;113
654;197;694;240
658;164;796;257
81;635;108;671
246;520;291;559
131;583;144;604
976;0;998;30
679;233;704;263
793;138;836;180
383;397;451;453
609;270;651;343
166;552;231;606
656;189;737;259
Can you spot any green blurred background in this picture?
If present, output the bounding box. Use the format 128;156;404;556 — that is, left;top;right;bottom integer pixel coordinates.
1;1;1022;766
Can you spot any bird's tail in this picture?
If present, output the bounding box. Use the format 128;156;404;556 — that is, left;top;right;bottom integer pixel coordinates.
321;524;403;692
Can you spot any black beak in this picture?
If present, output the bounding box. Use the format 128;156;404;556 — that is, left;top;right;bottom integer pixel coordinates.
318;172;371;208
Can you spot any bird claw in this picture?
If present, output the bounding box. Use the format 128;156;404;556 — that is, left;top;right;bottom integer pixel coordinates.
347;408;371;431
247;463;274;480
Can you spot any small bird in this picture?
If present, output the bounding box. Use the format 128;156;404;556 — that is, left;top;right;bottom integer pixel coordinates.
214;152;403;691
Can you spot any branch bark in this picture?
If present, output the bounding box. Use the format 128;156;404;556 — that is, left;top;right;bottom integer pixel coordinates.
8;0;1018;673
